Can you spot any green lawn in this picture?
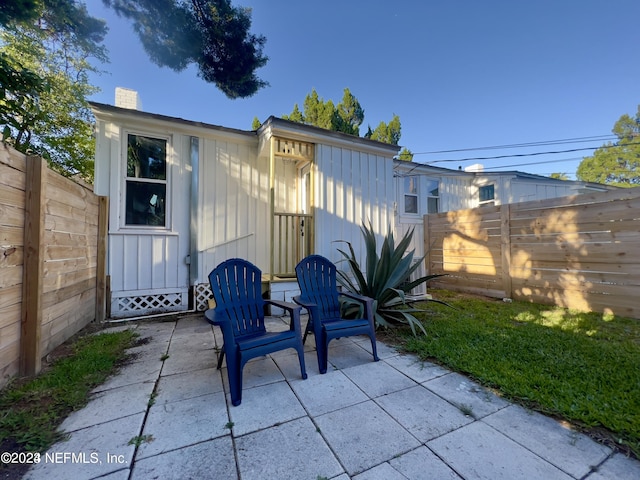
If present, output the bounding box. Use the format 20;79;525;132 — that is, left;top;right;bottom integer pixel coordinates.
394;289;640;458
0;329;137;454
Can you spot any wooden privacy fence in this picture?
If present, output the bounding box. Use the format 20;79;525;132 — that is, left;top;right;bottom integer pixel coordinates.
424;187;640;320
0;144;107;387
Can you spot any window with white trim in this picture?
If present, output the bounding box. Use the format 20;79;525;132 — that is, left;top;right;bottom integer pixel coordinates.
426;179;439;213
125;134;167;226
404;176;418;214
479;184;495;206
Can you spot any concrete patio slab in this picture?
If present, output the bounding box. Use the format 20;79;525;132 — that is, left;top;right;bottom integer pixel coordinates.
124;338;170;364
271;349;319;378
314;400;420;476
387;446;461;480
384;354;449;383
342;360;416;398
375;385;474;442
24;413;144;480
24;316;640;480
228;381;306;436
160;345;218;376
424;371;509;418
484;404;611;478
59;381;154;433
589;452;640;480
351;336;399;360
235;417;343;480
352;462;408;480
327;338;379;371
428;421;574;480
136;391;228;459
155;367;223;404
290;369;368;416
132;436;236;480
92;357;162;393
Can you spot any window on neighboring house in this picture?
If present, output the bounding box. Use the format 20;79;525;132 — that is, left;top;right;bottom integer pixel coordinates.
426;179;439;213
404;176;418;214
479;184;495;205
125;134;167;226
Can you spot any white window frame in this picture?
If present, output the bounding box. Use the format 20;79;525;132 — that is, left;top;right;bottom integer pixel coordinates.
425;178;440;214
403;176;419;214
121;131;172;231
478;183;495;206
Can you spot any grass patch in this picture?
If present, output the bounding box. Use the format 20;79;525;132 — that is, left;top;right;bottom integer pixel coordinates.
0;328;138;455
395;289;640;458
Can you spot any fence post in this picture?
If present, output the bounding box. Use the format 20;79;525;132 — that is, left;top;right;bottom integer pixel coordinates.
500;204;512;299
95;196;109;323
20;155;46;376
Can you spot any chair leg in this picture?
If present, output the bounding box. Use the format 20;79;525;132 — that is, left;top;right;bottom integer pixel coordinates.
227;356;242;406
316;333;329;374
369;334;380;362
302;320;313;345
297;347;308;380
216;349;225;370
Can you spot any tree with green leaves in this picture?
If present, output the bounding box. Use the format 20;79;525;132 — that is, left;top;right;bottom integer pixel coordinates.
282;88;403;143
1;0;107;181
577;106;640;187
397;147;413;161
103;0;268;99
365;114;401;145
550;172;569;180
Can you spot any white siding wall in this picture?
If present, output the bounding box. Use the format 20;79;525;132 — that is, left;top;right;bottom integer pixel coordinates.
314;144;395;266
93;119;192;316
197;138;269;280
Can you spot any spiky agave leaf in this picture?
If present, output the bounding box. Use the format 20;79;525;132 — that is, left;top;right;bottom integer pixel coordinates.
336;222;448;335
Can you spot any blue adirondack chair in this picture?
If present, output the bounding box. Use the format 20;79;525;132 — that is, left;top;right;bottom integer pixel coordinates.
294;255;379;374
205;258;307;406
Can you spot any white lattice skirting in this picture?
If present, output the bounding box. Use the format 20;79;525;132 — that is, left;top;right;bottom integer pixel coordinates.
110;289;188;318
194;283;213;312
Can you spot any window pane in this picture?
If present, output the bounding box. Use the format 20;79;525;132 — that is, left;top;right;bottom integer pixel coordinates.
427;197;439;214
404;195;418;214
127;135;166;180
404;176;417;194
479;184;495;202
426;179;439;197
126;181;166;226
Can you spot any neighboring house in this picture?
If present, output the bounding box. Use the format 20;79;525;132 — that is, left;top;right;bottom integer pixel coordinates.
393;160;615;293
91;101;398;318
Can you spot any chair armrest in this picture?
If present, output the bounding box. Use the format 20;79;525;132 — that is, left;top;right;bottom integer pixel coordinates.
292;295;316;309
265;299;303;333
265;299;302;316
204;308;222;325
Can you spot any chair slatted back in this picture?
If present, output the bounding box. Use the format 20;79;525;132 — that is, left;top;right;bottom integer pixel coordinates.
295;255;341;319
209;258;266;337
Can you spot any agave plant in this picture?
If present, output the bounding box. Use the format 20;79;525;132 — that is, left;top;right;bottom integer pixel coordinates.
335;221;447;335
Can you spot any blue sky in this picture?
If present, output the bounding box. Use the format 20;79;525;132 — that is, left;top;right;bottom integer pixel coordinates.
85;0;639;179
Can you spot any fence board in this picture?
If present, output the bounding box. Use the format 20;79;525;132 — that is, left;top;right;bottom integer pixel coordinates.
425;187;640;319
0;145;107;387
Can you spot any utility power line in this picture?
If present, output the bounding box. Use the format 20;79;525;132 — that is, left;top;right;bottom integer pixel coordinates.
416;142;640;164
411;135;617;156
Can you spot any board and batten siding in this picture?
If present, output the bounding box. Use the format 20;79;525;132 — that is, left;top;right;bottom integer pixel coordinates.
197;137;269;280
93;116;192;316
313;144;395;265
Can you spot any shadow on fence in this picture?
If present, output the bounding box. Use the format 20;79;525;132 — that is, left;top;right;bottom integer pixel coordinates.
424;187;640;320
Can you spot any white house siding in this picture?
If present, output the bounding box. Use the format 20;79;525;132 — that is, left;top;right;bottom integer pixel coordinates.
197;136;268;282
314;144;395;266
92;113;192;317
